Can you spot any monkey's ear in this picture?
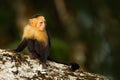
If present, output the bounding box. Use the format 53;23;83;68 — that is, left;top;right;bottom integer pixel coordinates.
29;19;37;27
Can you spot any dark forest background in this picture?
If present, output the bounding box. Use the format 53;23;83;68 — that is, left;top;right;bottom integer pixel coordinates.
0;0;120;80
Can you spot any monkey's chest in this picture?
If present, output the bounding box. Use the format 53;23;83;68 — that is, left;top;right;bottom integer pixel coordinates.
27;39;47;50
33;31;48;46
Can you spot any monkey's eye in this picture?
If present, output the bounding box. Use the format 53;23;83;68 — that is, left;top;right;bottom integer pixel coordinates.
44;21;46;24
39;21;46;25
40;22;43;24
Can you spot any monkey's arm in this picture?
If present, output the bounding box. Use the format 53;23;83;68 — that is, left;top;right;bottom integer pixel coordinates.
15;39;28;52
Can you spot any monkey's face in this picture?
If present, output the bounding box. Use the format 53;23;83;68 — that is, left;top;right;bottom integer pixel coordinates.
37;16;46;30
29;16;46;31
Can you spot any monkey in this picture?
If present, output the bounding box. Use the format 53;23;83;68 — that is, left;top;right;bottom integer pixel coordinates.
14;15;49;68
14;14;79;71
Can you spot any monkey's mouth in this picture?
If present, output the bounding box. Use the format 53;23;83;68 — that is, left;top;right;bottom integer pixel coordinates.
39;26;45;30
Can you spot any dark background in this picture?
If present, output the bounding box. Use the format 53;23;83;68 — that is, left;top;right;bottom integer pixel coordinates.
0;0;120;80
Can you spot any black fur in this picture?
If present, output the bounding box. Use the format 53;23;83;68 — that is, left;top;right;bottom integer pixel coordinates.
48;57;79;71
15;39;28;52
15;38;50;67
70;63;80;71
31;14;44;19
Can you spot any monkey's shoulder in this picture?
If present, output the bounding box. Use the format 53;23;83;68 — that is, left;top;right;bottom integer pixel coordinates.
22;25;35;39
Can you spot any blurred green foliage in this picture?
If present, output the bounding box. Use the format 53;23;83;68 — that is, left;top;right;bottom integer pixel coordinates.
50;38;70;62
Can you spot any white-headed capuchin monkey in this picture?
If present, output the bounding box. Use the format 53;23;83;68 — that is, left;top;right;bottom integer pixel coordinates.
14;14;79;71
15;15;49;68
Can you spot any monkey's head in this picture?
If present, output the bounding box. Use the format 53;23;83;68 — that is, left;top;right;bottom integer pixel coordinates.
29;16;46;31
